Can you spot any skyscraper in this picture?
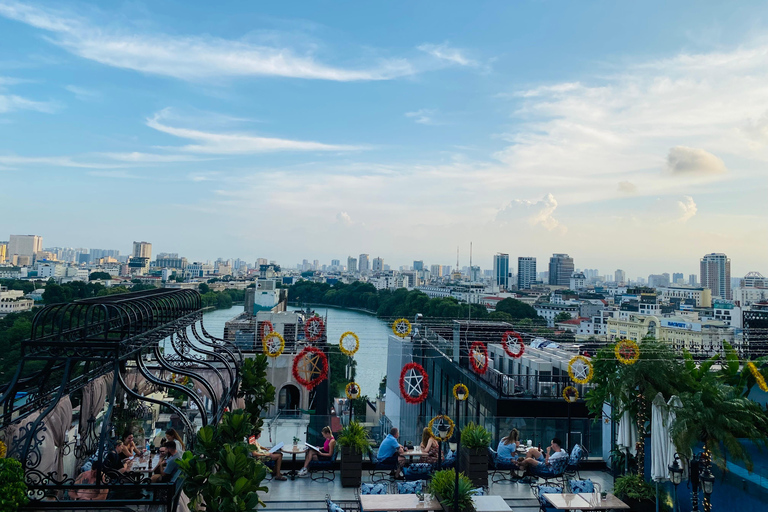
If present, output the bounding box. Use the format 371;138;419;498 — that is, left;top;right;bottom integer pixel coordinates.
493;253;510;290
430;264;442;277
672;272;684;284
347;256;357;273
331;259;340;268
615;269;626;284
518;257;537;290
700;253;732;299
413;260;424;271
372;257;384;272
548;253;574;286
132;241;152;259
358;254;370;274
8;235;43;259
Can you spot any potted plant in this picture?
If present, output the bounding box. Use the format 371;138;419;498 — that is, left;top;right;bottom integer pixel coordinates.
613;474;655;512
337;421;369;487
429;469;475;512
0;455;29;511
459;422;492;487
292;436;301;450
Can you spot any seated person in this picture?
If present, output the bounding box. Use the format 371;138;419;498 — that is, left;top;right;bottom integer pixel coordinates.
496;428;521;464
152;445;168;475
117;431;142;460
250;429;287;481
68;462;108;501
419;427;440;465
104;443;131;473
298;426;335;477
376;427;405;474
517;438;567;474
151;441;180;483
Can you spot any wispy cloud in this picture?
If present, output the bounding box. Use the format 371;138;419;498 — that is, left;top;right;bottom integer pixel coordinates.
0;94;57;113
146;110;363;154
0;1;415;82
65;84;101;101
404;109;439;125
418;42;477;67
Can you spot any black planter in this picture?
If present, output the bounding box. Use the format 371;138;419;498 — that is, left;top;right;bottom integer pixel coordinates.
340;446;363;487
622;497;655;512
459;447;488;488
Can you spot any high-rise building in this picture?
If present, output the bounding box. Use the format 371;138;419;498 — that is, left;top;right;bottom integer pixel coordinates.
493;253;510;290
8;235;43;259
548;253;574;287
347;256;357;273
313;259;319;270
331;259;340;268
430;264;442;278
0;241;7;263
372;257;384;272
700;253;732;300
413;260;424;271
518;257;537;290
672;272;684;284
358;254;370;274
615;269;626;284
688;274;697;286
132;241;152;259
648;273;670;288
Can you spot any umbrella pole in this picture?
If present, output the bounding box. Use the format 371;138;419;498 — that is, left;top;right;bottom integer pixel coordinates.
656;481;659;512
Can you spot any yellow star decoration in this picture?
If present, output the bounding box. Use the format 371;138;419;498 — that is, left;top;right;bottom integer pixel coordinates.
568;355;593;384
392;318;412;338
339;331;360;356
615;339;640;365
263;331;285;358
428;415;455;441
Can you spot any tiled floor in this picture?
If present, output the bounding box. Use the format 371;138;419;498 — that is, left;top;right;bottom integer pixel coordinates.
262;470;614;511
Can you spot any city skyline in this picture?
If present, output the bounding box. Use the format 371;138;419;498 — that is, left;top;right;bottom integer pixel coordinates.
1;1;768;273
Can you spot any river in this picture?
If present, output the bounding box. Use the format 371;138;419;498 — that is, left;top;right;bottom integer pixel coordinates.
202;304;391;399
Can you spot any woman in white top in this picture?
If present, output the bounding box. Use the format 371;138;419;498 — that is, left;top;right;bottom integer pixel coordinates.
496;428;520;463
165;428;185;454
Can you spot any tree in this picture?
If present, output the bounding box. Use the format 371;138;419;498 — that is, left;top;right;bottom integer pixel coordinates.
495;298;539;320
89;271;112;281
328;345;356;398
237;355;276;431
553;312;573;323
42;282;69;304
488;311;513;322
199;283;210;294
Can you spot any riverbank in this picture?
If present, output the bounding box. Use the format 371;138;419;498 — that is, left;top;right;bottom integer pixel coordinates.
287;301;377;316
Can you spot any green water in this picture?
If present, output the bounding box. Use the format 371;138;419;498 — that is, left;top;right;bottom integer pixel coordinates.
203;304;391;399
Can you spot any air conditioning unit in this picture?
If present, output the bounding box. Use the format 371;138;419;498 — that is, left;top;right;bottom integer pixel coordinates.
538;382;556;397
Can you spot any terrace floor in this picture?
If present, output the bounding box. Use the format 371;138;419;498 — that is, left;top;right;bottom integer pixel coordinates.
261;470;615;512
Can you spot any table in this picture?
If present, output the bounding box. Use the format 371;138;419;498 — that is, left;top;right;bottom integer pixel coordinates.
360;494;442;511
543;492;629;510
281;446;306;480
402;447;424;460
472;496;512;512
128;454;160;473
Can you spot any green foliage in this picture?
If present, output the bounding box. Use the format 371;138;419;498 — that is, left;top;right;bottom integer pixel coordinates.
177;410;269;512
199;283;211;294
328;345;356;398
553;312;573;323
352;395;369;417
613;474;655;502
237;356;276;432
0;457;29;511
89;271;112;280
460;422;492;450
494;298;540;320
429;469;475;512
337;421;371;455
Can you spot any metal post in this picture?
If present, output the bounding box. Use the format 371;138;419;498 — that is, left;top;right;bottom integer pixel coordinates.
690;455;700;512
567;399;572;452
454;401;460;512
349;398;353;425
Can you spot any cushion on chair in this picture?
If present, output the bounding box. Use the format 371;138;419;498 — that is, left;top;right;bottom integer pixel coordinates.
569;479;594;493
536;486;563;507
326;499;344;512
568;445;583;466
397;480;423;494
469;488;484;496
403;463;433;481
361;483;388;495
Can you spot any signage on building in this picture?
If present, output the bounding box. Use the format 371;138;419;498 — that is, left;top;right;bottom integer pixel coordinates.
661;319;702;332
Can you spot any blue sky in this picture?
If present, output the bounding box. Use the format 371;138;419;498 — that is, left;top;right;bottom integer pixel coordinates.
1;0;767;278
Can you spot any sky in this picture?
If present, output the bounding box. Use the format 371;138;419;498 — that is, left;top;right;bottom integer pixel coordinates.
1;0;767;279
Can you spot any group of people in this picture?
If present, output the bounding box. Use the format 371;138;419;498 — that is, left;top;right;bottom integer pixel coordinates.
249;425;337;480
68;428;186;501
496;428;568;475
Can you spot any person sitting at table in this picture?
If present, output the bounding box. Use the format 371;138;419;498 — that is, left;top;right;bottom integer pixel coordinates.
377;427;405;474
496;428;520;464
419;427;440;465
152;445;168;476
68;462;109;501
104;442;131;473
117;431;142;460
250;429;287;481
297;426;335;477
165;428;185;454
517;437;567;472
151;442;180;483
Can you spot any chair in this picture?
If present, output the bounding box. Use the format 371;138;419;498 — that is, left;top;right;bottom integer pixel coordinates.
528;455;568;487
532;484;563;512
488;447;517;484
395;480;425;494
326;494;361;512
567;479;600;494
564;444;588;480
358;483;390;496
369;452;398;483
310;450;338;482
402;463;434;482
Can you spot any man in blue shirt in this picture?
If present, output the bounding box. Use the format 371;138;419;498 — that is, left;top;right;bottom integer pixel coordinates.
377;427;404;464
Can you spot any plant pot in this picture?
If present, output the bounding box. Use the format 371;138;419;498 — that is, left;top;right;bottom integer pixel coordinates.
340;446;363;487
622;497;655;512
460;447;488;488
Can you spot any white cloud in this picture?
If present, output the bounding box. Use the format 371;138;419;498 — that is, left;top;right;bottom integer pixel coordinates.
417;42;477;67
665;146;727;175
676;195;698;223
618;181;638;194
99;152;206;163
0;94;57;113
0;1;415;82
336;211;353;226
405;109;438;125
146;110;362;154
65;85;101;101
496;193;566;233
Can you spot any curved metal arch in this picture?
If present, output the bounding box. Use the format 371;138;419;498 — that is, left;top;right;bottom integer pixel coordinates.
190;321;241;372
152;344;218;417
132;355;202;432
178;328;235;386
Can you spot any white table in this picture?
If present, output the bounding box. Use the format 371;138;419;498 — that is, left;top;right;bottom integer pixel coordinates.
360;494;442;511
544;492;629;510
402;447;424;460
472;496;511;512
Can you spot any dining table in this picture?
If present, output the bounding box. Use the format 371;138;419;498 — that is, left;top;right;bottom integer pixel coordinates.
543;492;630;510
359;494;442;511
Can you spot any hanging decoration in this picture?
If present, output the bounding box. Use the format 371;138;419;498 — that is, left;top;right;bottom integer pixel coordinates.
453;383;469;401
614;339;640;365
261;320;274;339
747;362;768;392
568;355;594;384
345;382;361;400
292;346;329;390
399;362;429;404
501;331;525;359
304;316;325;342
392;318;412;338
469;341;489;375
263;331;285;358
428;415;455;441
562;386;579;402
339;331;360;356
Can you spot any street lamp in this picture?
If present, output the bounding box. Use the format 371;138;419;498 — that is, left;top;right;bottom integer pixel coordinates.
700;466;715;511
668;454;684;512
670;451;716;512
